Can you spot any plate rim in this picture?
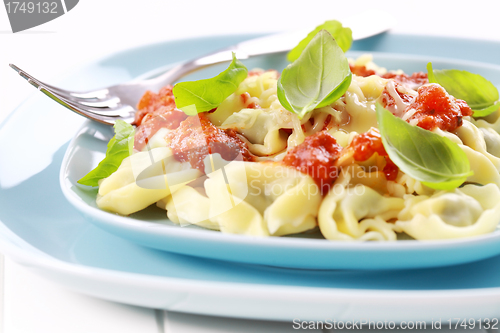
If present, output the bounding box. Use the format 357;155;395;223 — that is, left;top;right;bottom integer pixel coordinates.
3;221;500;299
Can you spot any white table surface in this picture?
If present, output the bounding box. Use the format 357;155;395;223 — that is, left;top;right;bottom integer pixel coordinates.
1;0;500;331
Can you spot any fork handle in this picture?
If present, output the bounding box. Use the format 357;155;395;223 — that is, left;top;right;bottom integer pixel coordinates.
144;31;305;90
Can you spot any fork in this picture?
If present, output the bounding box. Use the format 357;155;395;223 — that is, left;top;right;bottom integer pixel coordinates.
9;10;395;126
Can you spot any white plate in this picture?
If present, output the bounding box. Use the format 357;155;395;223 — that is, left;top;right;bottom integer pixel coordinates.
2;33;500;322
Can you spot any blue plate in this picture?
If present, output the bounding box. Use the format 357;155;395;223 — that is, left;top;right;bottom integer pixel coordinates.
60;34;500;270
3;34;500;321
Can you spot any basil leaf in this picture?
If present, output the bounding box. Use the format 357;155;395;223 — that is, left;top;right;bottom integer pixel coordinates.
277;30;352;119
173;53;248;114
427;62;500;117
287;20;352;62
376;104;473;190
78;120;135;187
472;102;500;117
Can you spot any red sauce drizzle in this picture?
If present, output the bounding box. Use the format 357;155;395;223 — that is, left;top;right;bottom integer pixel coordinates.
135;86;178;125
322;114;333;131
166;113;254;172
282;131;342;194
349;64;376;77
240;92;260;109
381;72;428;88
380;81;414;112
406;83;473;132
133;86;187;151
349;129;399;181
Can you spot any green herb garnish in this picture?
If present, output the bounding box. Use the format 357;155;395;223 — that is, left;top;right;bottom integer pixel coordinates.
277;30;352;119
173;53;248;114
427;62;500;117
376;104;473;190
287;20;352;62
78;120;135;187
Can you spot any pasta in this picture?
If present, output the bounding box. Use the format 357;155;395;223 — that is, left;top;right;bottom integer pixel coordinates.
93;55;500;242
97;147;201;215
318;168;404;241
394;184;500;240
166;154;322;236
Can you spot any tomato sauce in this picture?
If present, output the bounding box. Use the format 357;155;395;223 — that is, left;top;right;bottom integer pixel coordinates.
166;113;254;172
348;129;399;181
379;73;429;117
380;81;414;112
406;83;473;132
349;64;376;77
381;72;428;88
350;129;386;161
135;86;179;125
133;86;187;151
282;131;342;194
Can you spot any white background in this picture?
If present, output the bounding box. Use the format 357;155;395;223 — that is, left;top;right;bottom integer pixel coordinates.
1;0;500;331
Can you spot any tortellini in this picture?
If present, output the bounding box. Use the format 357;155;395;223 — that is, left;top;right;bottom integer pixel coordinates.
318;169;404;241
456;120;500;171
318;170;500;242
96;147;201;215
395;184;500;240
165;155;322;236
433;119;500;188
163;184;220;231
220;107;288;156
